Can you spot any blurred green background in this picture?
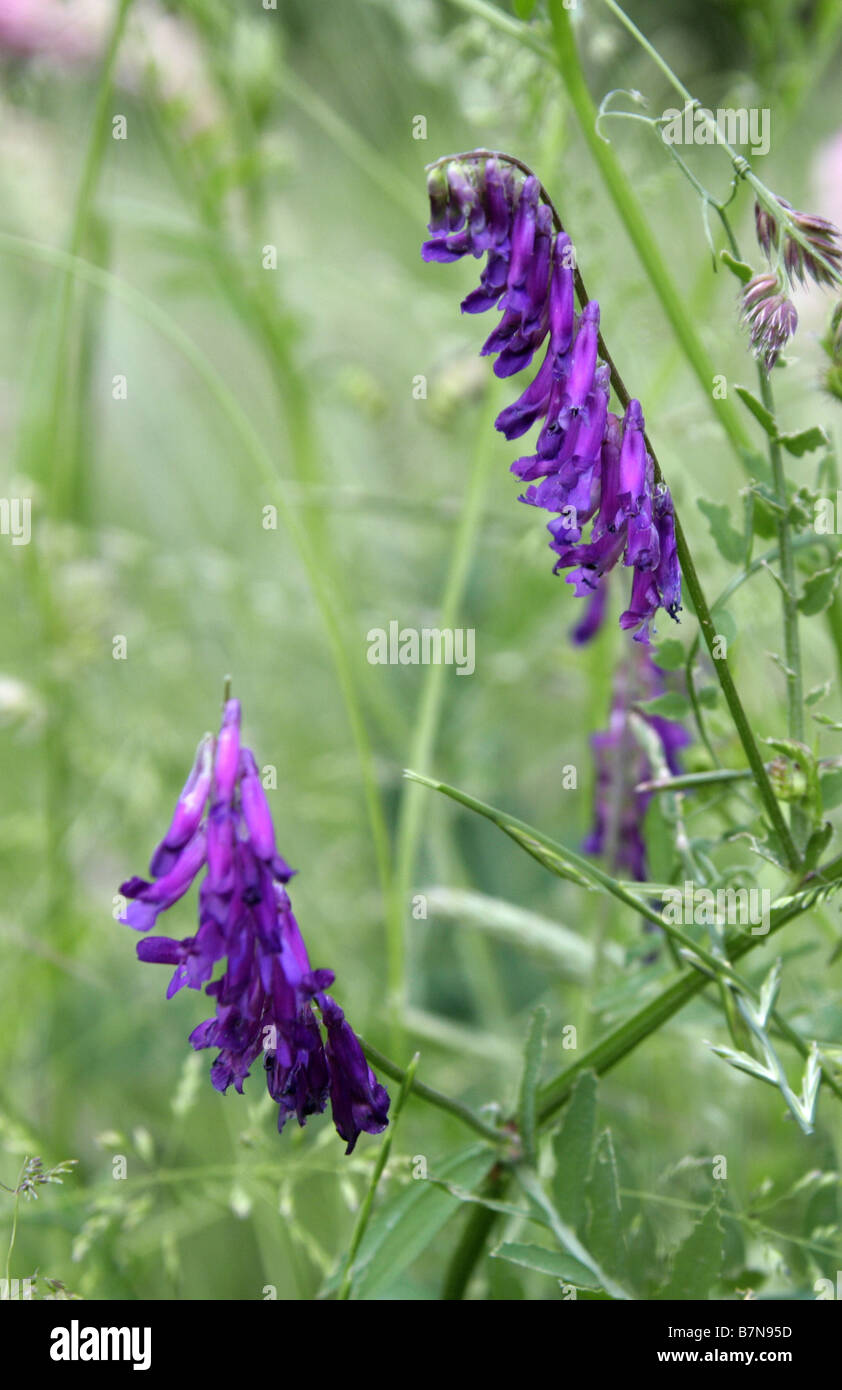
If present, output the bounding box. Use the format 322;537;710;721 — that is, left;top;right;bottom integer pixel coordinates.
1;0;842;1300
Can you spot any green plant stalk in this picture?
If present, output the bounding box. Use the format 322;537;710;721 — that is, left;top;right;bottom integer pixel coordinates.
758;371;809;848
674;513;799;869
392;378;500;1021
358;1038;504;1145
406;770;830;1075
46;0;135;520
441;1166;510;1299
536;892;808;1126
3;1161;26;1286
21;0;133;940
338;1054;421;1299
547;1;756;467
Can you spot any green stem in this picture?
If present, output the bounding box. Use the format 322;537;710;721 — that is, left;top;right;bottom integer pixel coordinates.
536;890;808;1125
674;512;800;869
758;370;809;848
392;379;499;1022
4;1162;25;1286
441;1167;509;1299
358;1038;505;1145
338;1055;420;1299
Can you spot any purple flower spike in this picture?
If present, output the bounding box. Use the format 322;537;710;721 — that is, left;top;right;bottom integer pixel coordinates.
421;151;682;638
118;696;389;1152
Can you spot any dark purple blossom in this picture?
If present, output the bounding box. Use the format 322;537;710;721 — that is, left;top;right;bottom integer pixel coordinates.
119;698;389;1154
422;154;681;643
584;645;690;881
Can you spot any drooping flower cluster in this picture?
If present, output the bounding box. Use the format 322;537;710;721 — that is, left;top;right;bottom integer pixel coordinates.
746;197;842;371
584;645;690;882
119;699;390;1154
422;155;681;643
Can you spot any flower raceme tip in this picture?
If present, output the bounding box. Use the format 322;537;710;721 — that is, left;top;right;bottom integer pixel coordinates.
118;697;390;1154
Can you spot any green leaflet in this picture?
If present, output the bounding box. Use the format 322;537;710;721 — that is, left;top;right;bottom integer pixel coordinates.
518;1006;547;1166
697;497;746;565
585;1129;628;1284
552;1070;598;1230
656;1198;724;1300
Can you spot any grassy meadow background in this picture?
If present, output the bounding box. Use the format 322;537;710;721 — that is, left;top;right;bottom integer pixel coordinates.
1;0;842;1300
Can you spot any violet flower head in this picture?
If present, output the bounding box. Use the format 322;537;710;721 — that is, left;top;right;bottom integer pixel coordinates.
119;697;389;1154
584;645;690;882
422;152;681;644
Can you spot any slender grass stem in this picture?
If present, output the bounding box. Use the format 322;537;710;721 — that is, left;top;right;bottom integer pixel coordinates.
392;378;500;1022
357;1039;505;1145
338;1055;420;1299
759;371;810;848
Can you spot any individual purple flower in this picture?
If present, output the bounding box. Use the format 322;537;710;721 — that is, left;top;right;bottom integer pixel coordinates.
422;152;681;642
584;644;690;881
119;697;389;1154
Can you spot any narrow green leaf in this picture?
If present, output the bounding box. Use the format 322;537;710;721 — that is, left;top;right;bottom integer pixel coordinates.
491;1241;600;1288
735;384;777;437
518;1006;547;1165
552;1070;597;1229
697;498;745;565
657;1199;724;1300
